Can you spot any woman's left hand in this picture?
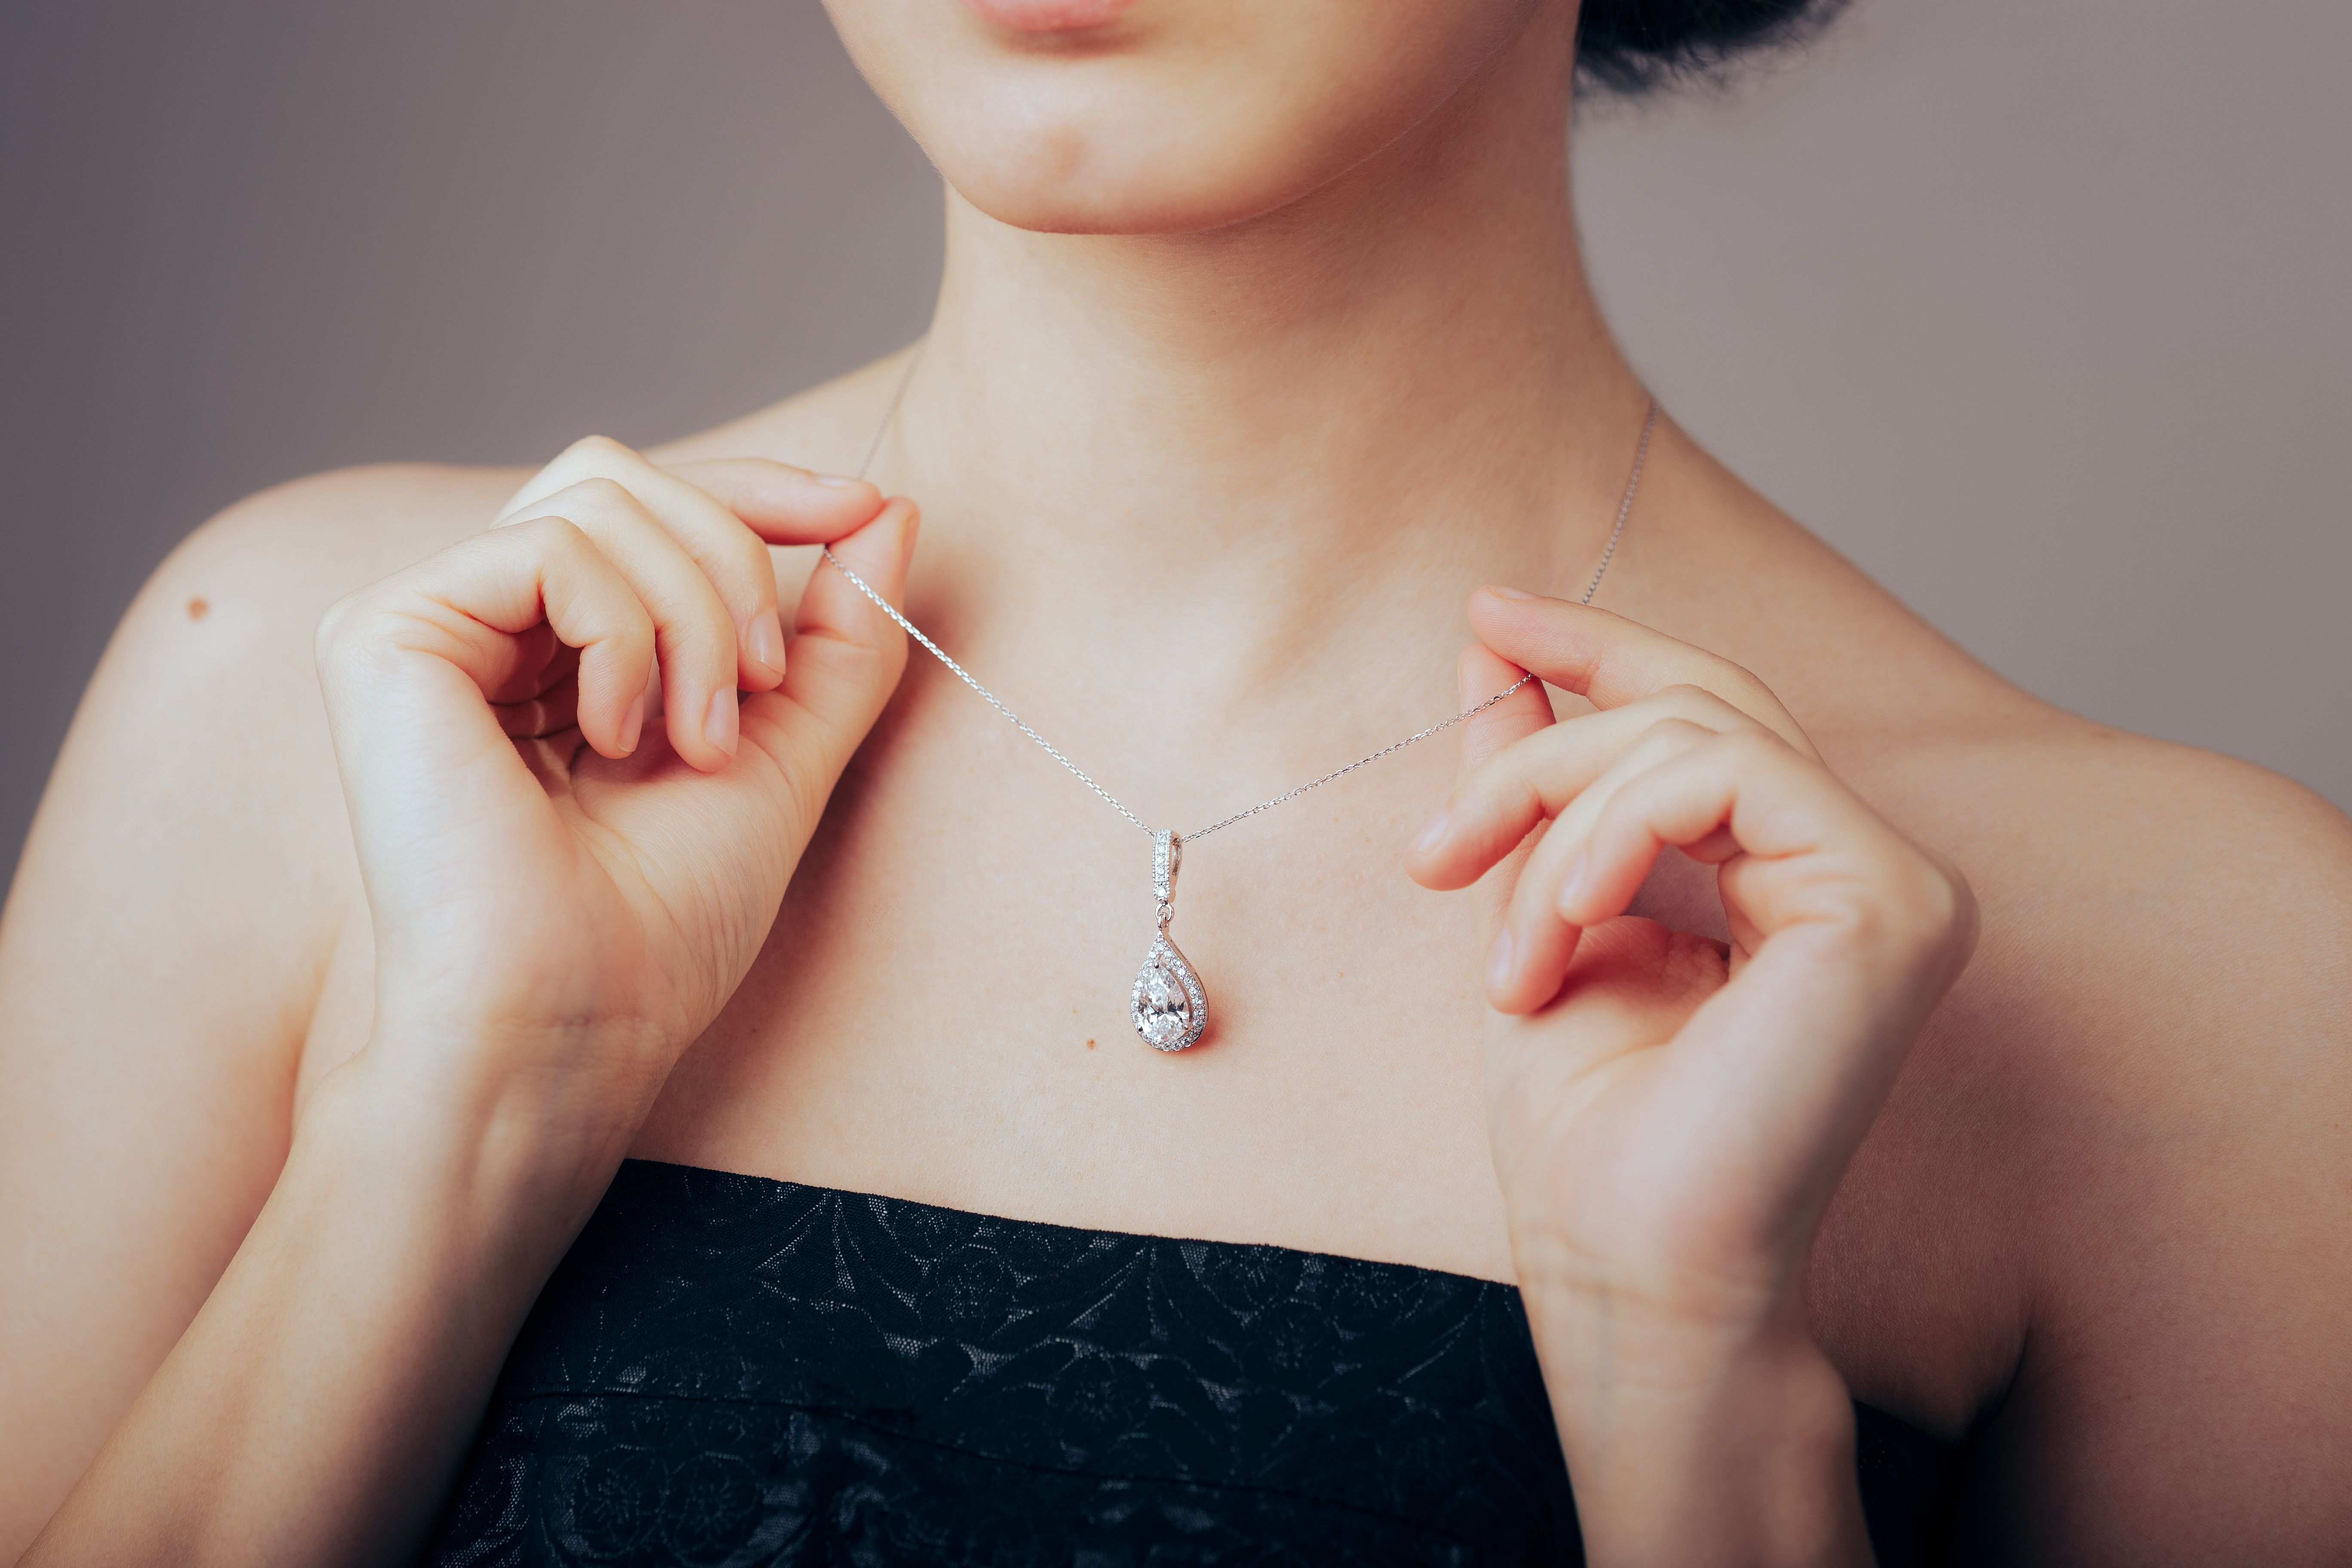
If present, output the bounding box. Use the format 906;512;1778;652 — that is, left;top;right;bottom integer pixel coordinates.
1406;586;1978;1565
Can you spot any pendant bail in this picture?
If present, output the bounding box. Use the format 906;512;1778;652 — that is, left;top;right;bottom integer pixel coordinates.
1153;830;1181;910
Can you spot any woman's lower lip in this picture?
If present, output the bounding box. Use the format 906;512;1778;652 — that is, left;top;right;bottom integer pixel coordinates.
957;0;1139;33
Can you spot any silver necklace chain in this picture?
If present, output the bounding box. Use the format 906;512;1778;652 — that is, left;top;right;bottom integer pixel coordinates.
820;344;1659;844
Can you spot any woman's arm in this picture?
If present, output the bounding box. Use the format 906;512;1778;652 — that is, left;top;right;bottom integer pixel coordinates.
1410;590;1978;1567
0;469;468;1563
1953;750;2352;1563
23;1049;617;1561
9;442;916;1565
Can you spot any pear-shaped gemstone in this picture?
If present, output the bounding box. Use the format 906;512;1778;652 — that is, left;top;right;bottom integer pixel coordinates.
1131;934;1208;1051
1136;960;1190;1046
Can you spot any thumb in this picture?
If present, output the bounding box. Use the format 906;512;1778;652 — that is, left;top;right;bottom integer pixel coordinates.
744;497;919;828
1452;643;1554;948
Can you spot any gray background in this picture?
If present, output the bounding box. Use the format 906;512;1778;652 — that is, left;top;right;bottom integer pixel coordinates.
3;0;2346;891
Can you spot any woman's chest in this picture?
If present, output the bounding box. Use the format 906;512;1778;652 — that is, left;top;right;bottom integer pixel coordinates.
284;697;2028;1440
620;688;2030;1437
631;690;1525;1281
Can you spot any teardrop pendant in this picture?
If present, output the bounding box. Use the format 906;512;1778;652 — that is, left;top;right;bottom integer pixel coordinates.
1132;830;1210;1052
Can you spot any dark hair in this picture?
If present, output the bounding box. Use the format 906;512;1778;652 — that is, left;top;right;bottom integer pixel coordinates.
1575;0;1851;95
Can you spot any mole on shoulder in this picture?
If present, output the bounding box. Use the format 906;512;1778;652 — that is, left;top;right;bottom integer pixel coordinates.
185;597;209;620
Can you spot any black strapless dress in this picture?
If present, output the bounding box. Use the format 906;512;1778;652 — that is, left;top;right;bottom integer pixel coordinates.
423;1160;1968;1566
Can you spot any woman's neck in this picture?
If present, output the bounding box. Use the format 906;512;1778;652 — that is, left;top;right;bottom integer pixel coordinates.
867;18;1655;746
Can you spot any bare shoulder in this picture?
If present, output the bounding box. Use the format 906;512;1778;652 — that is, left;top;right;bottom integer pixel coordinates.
1835;707;2352;1561
1887;714;2349;1266
11;459;533;1030
127;459;531;859
52;456;531;812
159;337;920;709
1883;708;2349;1058
168;459;526;608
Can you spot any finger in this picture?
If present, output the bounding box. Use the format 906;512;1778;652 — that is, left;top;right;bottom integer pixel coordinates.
1559;732;1969;993
664;456;887;544
498;438;885;696
1427;643;1555;951
495;679;579;741
499;477;747;772
1454;643;1553;778
477;622;575;705
1465;588;1816;757
493;518;653;760
320;516;653;770
1407;683;1765;892
650;456;890;685
487;633;580;737
1485;717;1723;1013
743;497;920;828
1565;738;1975;1239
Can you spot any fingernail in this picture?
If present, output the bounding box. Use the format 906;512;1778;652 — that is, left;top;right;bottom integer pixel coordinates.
814;473;866;489
619;688;646;755
746;611;786;680
1486;585;1538;600
704;686;738;757
1410;809;1449;856
1557;852;1592;915
1485;928;1516;993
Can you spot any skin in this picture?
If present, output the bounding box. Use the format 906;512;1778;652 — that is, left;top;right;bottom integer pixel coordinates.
5;0;2349;1562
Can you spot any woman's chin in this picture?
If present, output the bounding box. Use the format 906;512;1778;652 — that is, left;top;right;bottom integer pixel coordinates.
951;175;1283;238
932;123;1340;237
836;0;1501;239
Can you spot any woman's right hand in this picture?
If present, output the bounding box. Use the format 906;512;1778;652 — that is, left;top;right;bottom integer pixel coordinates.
314;435;915;1167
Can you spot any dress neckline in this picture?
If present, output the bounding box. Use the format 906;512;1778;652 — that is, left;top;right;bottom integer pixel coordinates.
620;1155;1528;1291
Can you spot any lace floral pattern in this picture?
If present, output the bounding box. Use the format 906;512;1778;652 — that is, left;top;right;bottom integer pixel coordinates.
424;1161;1963;1566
